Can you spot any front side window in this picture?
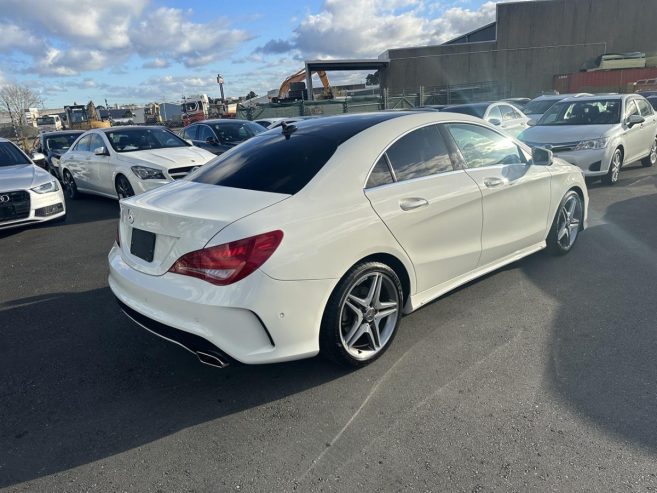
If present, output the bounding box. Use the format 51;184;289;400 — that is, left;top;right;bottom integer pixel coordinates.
385;125;454;181
625;100;640;119
210;121;264;144
106;128;187;153
538;100;621;125
0;142;31;166
366;156;394;188
46;133;80;151
487;106;503;121
500;105;518;121
446;123;525;168
197;126;215;142
75;135;91;152
89;134;105;152
182;126;197;140
636;98;653;117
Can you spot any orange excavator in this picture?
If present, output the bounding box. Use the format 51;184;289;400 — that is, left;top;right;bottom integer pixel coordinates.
273;69;333;103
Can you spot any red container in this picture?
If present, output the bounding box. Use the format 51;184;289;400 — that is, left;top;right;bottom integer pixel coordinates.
554;67;657;93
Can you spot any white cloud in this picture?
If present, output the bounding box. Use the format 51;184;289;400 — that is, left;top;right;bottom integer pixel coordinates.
142;58;170;69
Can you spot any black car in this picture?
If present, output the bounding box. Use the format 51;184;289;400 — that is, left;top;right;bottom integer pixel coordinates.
32;130;84;178
180;119;264;155
645;95;657;111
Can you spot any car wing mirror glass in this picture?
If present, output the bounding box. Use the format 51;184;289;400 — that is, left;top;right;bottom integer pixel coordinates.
488;118;502;126
32;152;46;162
527;119;537;127
627;114;645;127
94;146;108;156
531;147;553;166
184;139;193;146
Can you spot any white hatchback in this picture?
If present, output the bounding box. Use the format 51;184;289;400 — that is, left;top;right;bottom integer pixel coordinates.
519;94;657;184
59;126;216;200
109;112;588;368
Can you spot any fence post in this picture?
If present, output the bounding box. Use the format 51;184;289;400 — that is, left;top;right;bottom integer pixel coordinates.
382;88;388;110
343;101;348;114
418;86;424;107
299;100;304;116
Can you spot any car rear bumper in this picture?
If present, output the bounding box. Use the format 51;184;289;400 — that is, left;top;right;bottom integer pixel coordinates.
108;245;336;364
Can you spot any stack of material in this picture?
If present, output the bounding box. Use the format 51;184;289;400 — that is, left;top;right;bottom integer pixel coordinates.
589;52;646;71
645;52;657;68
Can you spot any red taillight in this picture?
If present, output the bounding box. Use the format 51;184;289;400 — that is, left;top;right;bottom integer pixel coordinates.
169;230;283;286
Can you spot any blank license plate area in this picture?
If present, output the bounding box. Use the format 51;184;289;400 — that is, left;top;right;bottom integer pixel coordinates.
130;228;156;262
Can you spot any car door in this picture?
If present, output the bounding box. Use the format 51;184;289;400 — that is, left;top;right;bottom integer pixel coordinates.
635;98;657;155
364;124;483;294
88;133;115;195
623;99;644;162
68;134;93;190
444;122;552;266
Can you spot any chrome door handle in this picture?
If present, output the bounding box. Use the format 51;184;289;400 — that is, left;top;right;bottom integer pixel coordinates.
483;177;507;188
399;197;429;211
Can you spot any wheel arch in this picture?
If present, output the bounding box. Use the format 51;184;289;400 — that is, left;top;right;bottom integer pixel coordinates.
352;252;412;307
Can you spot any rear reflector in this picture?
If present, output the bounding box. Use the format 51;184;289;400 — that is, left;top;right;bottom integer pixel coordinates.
169;230;283;285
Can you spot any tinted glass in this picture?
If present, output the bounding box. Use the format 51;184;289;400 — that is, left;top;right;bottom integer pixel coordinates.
191;133;338;195
386;125;453;181
443;105;486;118
209;121;264;144
446;123;525;168
366;156;394;188
182;126;197;140
524;99;558;115
538;100;621;125
46;133;80;151
500;105;518;120
636;98;653;116
487;106;502;120
75;135;91;152
197;125;215;142
0;142;31;166
106;128;187;152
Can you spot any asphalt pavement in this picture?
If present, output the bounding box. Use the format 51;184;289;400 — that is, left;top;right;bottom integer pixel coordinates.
1;162;656;492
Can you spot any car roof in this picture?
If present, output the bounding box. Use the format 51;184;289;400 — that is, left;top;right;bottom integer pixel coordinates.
444;102;494;110
195;119;254;125
42;130;84;136
0;137;10;143
100;125;171;133
559;94;624;102
531;93;592;101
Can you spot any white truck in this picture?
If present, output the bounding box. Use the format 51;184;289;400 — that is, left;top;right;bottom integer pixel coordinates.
36;114;63;132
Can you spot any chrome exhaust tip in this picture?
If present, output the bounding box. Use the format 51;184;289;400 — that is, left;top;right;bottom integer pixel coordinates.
196;351;229;368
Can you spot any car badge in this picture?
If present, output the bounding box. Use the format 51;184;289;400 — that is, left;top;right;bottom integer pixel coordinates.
0;194;9;203
127;210;134;224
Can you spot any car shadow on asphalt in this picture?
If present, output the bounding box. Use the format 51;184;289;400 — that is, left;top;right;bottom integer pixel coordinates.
0;287;350;488
0;195;119;240
522;191;657;451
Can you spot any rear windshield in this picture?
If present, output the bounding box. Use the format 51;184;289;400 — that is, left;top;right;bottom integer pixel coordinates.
524;99;558;115
0;142;31;166
443;105;487;118
191;132;337;195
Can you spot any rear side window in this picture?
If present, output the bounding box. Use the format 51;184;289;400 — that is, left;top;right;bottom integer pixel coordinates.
191;133;338;195
366;156;394;188
182;126;197;140
386;125;453;181
500;105;519;120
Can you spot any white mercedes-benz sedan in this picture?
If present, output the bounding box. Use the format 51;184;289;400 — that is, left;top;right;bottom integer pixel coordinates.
59;126;215;200
109;112;588;368
0;138;66;230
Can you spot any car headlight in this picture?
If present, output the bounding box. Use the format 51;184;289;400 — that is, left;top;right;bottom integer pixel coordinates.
575;138;608;151
31;180;59;194
131;166;165;180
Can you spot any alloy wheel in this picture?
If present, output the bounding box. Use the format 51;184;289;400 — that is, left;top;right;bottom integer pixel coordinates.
556;194;582;250
610;150;622;183
63;173;76;199
650;140;657;165
116;176;134;199
339;272;400;361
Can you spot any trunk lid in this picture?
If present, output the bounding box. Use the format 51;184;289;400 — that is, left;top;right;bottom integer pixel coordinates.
118;180;289;275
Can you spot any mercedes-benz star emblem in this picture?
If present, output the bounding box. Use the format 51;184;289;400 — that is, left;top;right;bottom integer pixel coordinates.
127;210;134;224
0;194;9;203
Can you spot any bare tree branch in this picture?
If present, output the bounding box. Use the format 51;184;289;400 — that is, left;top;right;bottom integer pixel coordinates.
0;84;43;127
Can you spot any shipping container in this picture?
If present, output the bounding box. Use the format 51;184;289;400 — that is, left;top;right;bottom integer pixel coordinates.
554;68;657;94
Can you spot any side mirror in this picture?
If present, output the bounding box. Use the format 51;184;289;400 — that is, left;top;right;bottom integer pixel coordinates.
184;139;193;146
32;152;46;162
488;118;502;126
527;119;537;127
627;114;645;127
531;147;553;166
94;146;109;156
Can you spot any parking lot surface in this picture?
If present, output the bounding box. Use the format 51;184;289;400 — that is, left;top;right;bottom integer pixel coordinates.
1;163;657;492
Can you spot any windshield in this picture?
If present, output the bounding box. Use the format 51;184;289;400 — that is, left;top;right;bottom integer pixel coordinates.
0;142;31;166
106;128;189;153
524;99;559;115
537;100;621;126
210;121;264;144
443;105;487;118
37;116;56;125
46;133;80;151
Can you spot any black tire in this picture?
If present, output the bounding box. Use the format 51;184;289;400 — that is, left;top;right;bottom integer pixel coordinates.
115;175;135;199
52;213;67;224
320;262;403;368
62;170;79;200
641;138;657;167
602;148;622;185
546;190;583;256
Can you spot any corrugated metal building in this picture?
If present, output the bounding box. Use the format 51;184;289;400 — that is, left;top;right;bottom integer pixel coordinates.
380;0;657;98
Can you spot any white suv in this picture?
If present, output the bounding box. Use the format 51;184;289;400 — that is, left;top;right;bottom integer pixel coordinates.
519;94;657;184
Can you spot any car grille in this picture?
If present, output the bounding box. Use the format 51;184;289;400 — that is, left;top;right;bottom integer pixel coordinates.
524;141;579;152
0;190;30;224
168;166;197;180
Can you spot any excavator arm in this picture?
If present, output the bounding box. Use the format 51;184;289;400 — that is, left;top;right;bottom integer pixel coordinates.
277;69;332;99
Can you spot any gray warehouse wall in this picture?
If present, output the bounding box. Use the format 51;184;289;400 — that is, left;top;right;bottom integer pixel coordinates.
383;0;657;97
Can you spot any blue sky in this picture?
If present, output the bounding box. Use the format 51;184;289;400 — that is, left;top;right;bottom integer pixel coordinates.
0;0;503;107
